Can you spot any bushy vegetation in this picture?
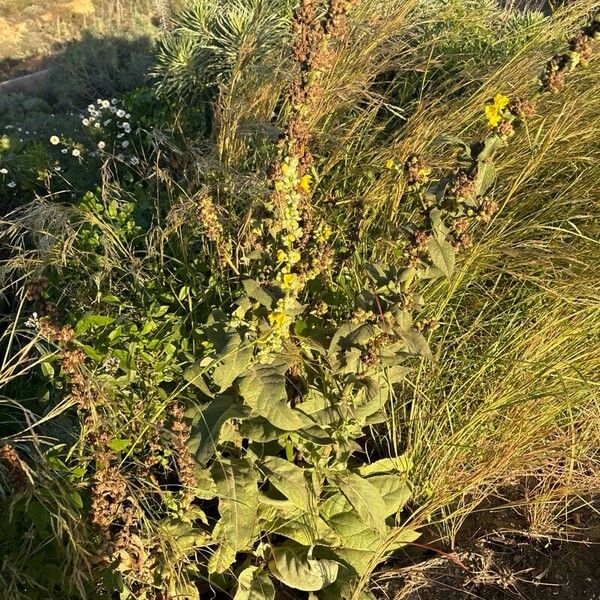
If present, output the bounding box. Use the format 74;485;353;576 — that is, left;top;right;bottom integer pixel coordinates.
1;1;599;599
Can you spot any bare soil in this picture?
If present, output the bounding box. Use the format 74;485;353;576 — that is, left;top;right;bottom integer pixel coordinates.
375;502;600;599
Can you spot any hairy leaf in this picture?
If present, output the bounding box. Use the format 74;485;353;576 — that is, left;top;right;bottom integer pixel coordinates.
269;541;339;592
234;566;275;600
211;458;258;551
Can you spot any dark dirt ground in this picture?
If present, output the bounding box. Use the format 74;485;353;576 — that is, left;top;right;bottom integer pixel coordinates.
374;501;600;600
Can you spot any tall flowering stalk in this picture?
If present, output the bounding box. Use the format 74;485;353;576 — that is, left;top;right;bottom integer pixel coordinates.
263;0;360;351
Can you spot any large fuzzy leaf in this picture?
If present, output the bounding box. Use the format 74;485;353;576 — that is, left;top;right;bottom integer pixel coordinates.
261;456;313;512
188;397;251;465
269;541;339;592
211;458;258;552
233;566;275;600
212;331;254;391
427;235;455;278
238;362;309;430
259;500;340;546
332;473;388;535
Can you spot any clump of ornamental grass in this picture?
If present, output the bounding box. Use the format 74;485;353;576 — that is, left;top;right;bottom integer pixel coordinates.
380;18;600;547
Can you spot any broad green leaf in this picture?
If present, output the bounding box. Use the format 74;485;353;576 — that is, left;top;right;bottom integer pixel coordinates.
234;566;275;600
211;458;258;552
108;438;132;452
261;456;312;512
184;360;213;397
238;362;308;430
212;332;254;391
242;279;274;307
269;541;339;592
366;475;411;515
320;496;420;575
75;314;115;335
207;542;237;575
239;417;283;442
474;160;496;197
333;473;387;535
476;134;503;162
189;397;251;465
427;236;455;278
358;456;412;477
397;328;431;359
259;497;339;545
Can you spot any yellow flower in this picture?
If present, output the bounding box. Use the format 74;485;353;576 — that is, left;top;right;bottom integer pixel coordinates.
485;93;510;128
385;159;395;170
316;224;333;243
299;175;311;193
277;249;287;262
299;174;312;194
280;272;298;291
268;311;287;329
288;249;301;264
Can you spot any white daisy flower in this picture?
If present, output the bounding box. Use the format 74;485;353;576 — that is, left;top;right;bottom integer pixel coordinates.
7;181;16;188
94;123;101;128
61;148;68;154
97;141;106;150
82;118;90;126
121;140;129;148
111;98;118;105
100;100;110;109
0;168;7;174
50;135;60;145
129;156;140;166
72;148;81;157
125;113;131;119
116;109;126;118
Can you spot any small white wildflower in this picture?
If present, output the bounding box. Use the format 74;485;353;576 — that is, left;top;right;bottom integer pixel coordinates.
123;123;131;133
109;106;117;114
116;109;126;118
117;133;124;139
82;118;90;126
103;119;112;126
121;140;129;148
72;148;81;157
101;100;110;109
0;168;7;174
7;181;16;188
97;141;106;150
61;148;68;154
94;123;101;129
4;125;12;130
17;127;22;132
111;98;118;105
129;156;140;166
125;113;131;119
88;104;95;111
50;135;60;145
55;166;61;172
25;312;40;329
